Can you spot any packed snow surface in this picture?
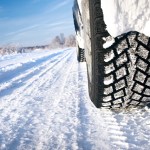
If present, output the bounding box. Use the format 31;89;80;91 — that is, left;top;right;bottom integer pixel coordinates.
101;0;150;37
0;48;150;149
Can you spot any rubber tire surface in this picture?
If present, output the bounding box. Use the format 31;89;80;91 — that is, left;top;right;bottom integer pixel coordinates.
103;32;150;109
86;0;150;109
77;46;86;62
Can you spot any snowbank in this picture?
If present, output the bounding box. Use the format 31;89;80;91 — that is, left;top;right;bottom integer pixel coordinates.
101;0;150;37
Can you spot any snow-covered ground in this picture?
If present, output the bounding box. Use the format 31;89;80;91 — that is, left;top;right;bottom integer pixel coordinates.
101;0;150;37
0;48;150;150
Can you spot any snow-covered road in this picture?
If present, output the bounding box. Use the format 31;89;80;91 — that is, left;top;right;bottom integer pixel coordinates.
0;48;150;150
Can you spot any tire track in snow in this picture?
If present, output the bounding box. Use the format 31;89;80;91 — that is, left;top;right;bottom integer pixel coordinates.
100;110;129;150
112;109;150;150
0;49;75;148
99;108;150;150
0;50;69;97
77;63;112;150
35;52;79;150
0;49;71;108
0;51;64;84
15;49;77;149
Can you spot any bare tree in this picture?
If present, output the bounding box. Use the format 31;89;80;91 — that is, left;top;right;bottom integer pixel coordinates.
48;34;76;49
59;33;65;46
0;43;21;55
65;34;76;47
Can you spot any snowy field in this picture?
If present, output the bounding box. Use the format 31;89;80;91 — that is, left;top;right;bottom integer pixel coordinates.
0;48;150;150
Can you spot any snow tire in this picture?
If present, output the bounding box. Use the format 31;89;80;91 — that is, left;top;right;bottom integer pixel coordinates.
85;0;150;109
77;46;86;62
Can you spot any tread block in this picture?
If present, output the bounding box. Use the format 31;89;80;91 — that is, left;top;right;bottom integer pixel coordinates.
104;75;114;85
116;39;128;54
116;53;128;67
114;90;125;99
104;86;113;95
137;45;149;59
104;63;115;74
116;67;127;80
102;32;150;108
134;70;147;84
104;49;115;62
137;33;149;45
115;79;126;91
136;58;148;72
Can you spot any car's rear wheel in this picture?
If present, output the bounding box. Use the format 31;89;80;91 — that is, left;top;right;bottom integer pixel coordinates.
77;46;86;62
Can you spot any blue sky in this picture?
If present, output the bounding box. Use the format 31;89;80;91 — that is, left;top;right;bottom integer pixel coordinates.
0;0;75;46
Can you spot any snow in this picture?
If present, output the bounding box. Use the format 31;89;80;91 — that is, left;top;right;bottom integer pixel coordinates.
103;37;115;49
76;31;84;49
101;0;150;37
77;0;82;14
103;39;115;49
0;48;150;149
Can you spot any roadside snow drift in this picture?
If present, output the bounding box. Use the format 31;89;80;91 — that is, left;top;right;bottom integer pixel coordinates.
101;0;150;37
0;48;150;149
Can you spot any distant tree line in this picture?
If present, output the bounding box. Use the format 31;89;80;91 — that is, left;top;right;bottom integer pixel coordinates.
48;33;76;49
0;34;76;56
0;44;20;55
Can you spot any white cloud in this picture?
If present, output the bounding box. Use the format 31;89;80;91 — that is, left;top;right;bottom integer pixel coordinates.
51;0;70;11
44;22;66;28
6;25;39;36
